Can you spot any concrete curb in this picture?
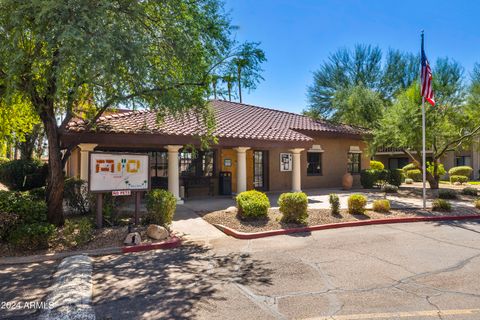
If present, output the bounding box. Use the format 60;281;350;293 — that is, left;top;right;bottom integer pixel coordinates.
214;215;480;239
38;255;95;320
0;237;182;265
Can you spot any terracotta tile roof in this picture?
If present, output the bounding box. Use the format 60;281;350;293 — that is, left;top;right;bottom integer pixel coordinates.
65;100;367;142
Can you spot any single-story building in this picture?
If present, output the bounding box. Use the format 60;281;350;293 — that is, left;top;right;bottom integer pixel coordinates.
61;100;369;201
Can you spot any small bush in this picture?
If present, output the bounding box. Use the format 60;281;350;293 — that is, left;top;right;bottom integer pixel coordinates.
370;160;384;170
405;169;422;182
372;199;390;213
0;159;47;191
146;189;177;226
0;211;18;241
8;223;56;250
402;162;418;172
448;166;473;177
329;193;340;215
64;178;92;215
462;187;478;196
432;199;451;212
347;194;367;215
236;190;270;219
404;178;414;184
26;187;46;201
0;190;47;224
474;198;480;209
278;192;308;223
360;169;378;189
450;175;468;184
0;157;9;165
438;189;457;199
62;217;94;248
381;184;398;193
388;169;404;187
427;162;446;177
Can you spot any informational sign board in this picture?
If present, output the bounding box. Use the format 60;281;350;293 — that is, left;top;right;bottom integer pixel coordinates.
112;190;132;196
89;152;150;192
280;153;292;172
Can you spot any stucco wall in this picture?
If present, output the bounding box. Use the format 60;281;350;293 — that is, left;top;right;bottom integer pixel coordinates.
267;137;369;191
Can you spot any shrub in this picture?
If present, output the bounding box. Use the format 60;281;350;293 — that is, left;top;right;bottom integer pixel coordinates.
450;175;468;184
388;169;404;187
62;217;94;248
370;160;384;170
64;178;92;215
0;157;9;165
8;223;56;250
448;166;473;177
360;169;378;188
329;193;340;215
278;192;308;223
462;187;478;196
402;163;418;172
405;169;422;182
405;178;414;184
438;189;457;199
427;162;446;177
0;190;47;224
26;187;46;201
347;194;367;215
236;190;270;219
0;211;18;241
0;159;47;191
432;199;451;211
372;199;390;213
146;189;177;226
381;184;398;193
474;198;480;209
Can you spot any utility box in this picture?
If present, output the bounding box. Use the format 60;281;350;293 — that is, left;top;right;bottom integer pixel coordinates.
219;171;232;195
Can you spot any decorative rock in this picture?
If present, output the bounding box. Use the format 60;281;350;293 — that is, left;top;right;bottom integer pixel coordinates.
146;224;169;240
124;232;141;246
454;181;462;186
225;206;237;214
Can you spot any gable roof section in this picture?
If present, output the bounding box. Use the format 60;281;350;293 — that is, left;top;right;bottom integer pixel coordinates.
65;100;367;143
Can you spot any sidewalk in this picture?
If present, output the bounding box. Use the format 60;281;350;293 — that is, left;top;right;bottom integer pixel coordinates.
172;204;226;242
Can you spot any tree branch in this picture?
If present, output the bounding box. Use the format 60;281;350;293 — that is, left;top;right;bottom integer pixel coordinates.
436;123;480;158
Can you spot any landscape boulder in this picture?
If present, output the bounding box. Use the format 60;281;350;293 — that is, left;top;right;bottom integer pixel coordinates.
146;224;169;240
124;232;141;246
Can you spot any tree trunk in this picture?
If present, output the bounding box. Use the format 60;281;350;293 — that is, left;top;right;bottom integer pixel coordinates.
237;64;242;103
40;107;65;226
426;173;439;189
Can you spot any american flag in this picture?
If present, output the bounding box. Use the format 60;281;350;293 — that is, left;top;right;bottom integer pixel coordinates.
421;37;435;106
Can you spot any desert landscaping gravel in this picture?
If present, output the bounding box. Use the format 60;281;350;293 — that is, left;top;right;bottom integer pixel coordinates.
201;207;480;233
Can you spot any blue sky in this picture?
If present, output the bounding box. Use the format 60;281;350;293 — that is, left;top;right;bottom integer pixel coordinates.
224;0;480;113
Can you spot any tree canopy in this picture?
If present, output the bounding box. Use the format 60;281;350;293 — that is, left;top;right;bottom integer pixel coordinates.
0;0;265;225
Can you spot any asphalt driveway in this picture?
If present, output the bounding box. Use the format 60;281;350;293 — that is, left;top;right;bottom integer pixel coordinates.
92;220;480;319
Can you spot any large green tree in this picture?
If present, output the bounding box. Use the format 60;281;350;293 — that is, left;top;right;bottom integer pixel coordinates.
0;0;263;225
305;45;418;126
372;58;479;189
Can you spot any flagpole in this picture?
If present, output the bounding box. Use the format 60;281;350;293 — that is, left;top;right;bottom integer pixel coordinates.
422;96;427;209
421;30;427;210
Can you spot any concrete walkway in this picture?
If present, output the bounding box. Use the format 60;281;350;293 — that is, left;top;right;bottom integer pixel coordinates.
172;204;226;242
182;188;475;213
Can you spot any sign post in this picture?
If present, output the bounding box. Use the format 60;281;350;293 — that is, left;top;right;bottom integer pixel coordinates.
89;152;150;228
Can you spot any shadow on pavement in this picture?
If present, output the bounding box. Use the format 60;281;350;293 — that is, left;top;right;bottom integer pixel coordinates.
93;243;273;319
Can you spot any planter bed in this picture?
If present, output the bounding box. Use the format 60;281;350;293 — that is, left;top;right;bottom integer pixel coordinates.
0;225;174;258
200;207;480;234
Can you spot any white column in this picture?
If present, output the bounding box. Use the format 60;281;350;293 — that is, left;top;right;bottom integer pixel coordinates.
78;143;98;181
166;145;183;203
290;148;304;192
234;147;250;193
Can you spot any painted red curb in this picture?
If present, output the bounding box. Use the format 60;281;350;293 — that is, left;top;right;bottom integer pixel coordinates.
122;236;182;253
214;215;480;240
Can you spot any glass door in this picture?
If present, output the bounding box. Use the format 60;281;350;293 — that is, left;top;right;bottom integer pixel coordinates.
253;151;268;190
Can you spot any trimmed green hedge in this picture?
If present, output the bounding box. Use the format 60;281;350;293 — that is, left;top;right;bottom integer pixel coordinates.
450;175;468;184
405;169;422;182
360;169;403;189
278;192;308;223
236;190;270;219
369;160;384;170
372;199;390;212
448;166;473;177
347;194;367;215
